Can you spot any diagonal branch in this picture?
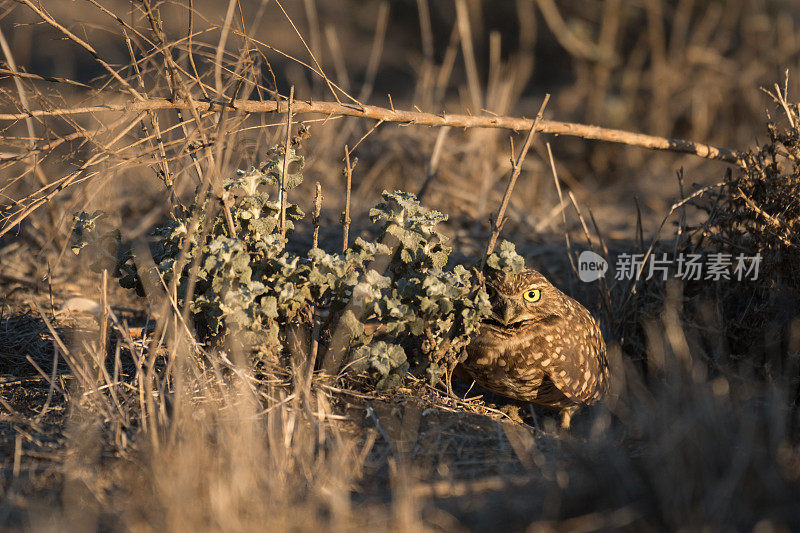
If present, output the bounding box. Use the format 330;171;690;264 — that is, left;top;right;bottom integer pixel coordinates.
485;95;550;259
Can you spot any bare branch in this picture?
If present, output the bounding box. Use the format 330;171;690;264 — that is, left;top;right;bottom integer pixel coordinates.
0;97;743;164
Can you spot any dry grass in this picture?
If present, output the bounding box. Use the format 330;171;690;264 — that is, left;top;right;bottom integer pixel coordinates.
2;1;800;531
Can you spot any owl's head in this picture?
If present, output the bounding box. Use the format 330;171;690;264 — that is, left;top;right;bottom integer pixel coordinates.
482;268;563;329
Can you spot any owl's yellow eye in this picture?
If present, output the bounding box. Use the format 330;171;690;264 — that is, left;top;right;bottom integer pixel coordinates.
523;289;541;302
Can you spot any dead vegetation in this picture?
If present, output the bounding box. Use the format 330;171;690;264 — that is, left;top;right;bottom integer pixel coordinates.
2;1;800;531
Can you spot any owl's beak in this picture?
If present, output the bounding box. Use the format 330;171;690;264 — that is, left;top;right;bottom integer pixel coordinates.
494;298;518;325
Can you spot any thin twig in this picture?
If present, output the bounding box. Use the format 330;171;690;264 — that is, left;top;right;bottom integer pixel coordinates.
274;0;345;104
0;29;35;146
187;0;209;99
735;186;793;246
416;0;434;61
100;269;109;374
348;119;385;156
302;0;322;63
484;95;551;259
312;181;323;249
567;190;594;248
358;2;390;102
325;25;350;90
0;68;94;90
214;0;238;98
280;86;295;238
343;145;353;252
546;142;577;275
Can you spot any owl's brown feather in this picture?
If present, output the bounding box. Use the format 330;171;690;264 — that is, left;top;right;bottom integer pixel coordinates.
461;269;608;427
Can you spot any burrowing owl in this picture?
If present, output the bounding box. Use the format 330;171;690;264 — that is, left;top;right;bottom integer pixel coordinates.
462;268;608;428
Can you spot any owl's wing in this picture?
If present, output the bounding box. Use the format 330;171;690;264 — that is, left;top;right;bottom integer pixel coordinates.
538;313;608;405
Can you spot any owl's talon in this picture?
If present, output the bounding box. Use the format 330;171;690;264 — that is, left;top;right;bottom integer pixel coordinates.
560;405;579;429
497;403;525;424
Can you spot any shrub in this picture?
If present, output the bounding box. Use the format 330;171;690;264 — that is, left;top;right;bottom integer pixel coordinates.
72;146;506;388
693;94;800;357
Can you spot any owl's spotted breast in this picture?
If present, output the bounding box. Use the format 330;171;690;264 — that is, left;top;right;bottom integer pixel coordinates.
461;268;609;427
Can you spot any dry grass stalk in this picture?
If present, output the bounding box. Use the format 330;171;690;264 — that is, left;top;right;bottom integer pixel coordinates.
455;0;483;113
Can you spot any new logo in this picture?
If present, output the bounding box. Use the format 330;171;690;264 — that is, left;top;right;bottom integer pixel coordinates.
578;250;608;282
